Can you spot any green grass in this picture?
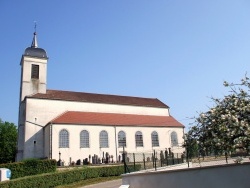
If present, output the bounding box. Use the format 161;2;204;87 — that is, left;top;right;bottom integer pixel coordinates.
55;176;121;188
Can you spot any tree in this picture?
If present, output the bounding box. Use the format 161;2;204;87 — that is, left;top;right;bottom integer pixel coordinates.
0;119;17;163
186;75;250;155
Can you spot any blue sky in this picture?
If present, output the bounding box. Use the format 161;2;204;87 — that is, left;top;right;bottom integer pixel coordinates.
1;1;250;130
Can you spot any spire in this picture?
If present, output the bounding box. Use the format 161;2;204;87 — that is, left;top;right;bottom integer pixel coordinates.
31;22;38;48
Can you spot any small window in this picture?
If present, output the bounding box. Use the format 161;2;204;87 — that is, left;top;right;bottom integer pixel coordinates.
118;131;126;147
171;131;178;146
151;131;159;147
80;130;89;148
135;131;143;147
100;130;109;148
59;129;69;148
31;64;39;79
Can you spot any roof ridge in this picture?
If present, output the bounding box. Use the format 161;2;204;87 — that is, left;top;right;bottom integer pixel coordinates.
28;89;169;108
46;89;160;100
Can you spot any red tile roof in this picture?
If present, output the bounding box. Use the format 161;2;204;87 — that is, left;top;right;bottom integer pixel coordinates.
50;111;184;127
28;89;169;108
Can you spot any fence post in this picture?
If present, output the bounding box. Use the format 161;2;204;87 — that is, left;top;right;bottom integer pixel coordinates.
154;150;157;171
160;151;163;167
152;153;154;168
133;153;136;171
143;153;146;170
123;146;126;173
166;153;169;166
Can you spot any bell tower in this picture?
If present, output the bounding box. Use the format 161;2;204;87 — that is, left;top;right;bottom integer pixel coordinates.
17;30;48;161
19;31;48;102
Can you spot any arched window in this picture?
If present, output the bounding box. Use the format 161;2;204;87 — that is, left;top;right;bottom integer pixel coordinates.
118;131;126;147
59;129;69;148
151;131;159;147
171;131;178;146
100;130;109;148
80;130;89;148
135;131;143;147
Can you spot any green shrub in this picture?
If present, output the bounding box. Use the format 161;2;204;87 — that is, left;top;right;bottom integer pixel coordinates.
0;159;56;179
0;164;141;188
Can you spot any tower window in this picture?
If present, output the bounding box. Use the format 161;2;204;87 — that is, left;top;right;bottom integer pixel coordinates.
31;64;39;79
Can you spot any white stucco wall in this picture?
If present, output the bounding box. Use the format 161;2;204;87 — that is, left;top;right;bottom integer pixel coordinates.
122;162;250;188
50;124;184;165
18;94;182;161
20;98;172;160
17;55;48;160
20;56;47;101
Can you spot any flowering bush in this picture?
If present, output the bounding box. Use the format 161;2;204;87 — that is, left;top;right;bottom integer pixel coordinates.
186;75;250;155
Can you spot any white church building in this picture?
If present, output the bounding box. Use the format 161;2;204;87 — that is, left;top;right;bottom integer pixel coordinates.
17;32;185;164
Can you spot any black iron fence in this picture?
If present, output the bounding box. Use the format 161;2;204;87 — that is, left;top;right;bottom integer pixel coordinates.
122;149;250;173
187;151;250;168
122;149;185;173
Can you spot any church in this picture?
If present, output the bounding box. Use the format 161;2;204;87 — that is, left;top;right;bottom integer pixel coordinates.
16;32;185;164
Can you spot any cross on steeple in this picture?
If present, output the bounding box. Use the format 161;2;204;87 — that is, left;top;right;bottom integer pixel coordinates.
31;21;38;48
34;21;37;33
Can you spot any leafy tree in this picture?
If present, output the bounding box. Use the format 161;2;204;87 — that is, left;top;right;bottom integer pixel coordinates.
0;119;17;163
186;75;250;155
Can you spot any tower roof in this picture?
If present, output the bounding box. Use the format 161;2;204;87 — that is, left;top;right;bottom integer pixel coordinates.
23;32;48;59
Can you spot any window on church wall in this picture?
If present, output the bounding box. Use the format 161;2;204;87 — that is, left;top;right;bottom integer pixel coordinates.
118;131;126;147
59;129;69;148
135;131;143;147
151;131;159;147
80;130;89;148
31;64;39;79
171;131;178;146
99;130;109;148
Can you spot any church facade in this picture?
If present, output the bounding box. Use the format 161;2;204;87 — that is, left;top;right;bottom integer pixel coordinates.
17;32;185;164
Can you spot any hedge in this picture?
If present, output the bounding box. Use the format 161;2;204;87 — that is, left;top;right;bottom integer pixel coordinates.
0;164;140;188
0;159;57;179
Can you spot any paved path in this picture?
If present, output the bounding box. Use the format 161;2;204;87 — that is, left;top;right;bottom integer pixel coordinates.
81;179;122;188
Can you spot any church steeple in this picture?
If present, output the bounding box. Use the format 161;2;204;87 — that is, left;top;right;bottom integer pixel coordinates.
17;28;49;162
19;30;48;102
31;22;38;48
31;32;38;48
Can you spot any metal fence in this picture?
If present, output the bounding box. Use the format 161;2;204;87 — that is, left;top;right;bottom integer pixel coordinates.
188;152;250;168
122;149;250;173
123;149;185;173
